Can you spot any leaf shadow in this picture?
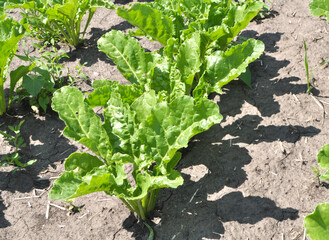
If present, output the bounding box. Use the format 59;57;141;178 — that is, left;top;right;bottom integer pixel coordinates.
221;31;312;117
63;21;135;67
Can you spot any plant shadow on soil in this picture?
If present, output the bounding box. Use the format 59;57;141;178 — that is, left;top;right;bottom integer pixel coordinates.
0;101;78;228
63;19;135;67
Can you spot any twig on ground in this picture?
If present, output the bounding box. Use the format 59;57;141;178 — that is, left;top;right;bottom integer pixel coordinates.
189;188;199;203
311;95;325;111
46;201;50;219
97;198;113;202
14;196;40;200
293;94;300;103
49;202;66;211
35;176;60;181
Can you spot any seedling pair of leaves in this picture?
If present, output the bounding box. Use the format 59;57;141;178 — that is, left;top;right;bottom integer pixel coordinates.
304;144;329;240
49;83;223;220
96;0;265;102
2;0;115;47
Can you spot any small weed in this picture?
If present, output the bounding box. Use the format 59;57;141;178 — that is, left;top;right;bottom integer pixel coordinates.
303;39;329;94
0;120;36;173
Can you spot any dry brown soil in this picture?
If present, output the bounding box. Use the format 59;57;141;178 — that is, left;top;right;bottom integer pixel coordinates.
1;0;329;239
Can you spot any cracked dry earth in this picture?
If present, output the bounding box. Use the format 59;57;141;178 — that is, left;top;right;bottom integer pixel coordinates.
1;0;329;239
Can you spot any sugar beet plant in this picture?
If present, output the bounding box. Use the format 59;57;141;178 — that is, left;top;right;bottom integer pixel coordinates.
49;0;265;222
2;0;115;47
49;85;222;220
102;0;265;99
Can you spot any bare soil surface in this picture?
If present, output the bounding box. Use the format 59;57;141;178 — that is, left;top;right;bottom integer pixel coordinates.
1;0;329;239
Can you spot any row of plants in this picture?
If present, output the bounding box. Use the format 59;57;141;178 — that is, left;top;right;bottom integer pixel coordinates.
4;0;328;238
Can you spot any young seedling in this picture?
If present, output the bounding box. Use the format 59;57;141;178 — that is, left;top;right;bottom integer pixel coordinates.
303;39;329;94
0;120;36;173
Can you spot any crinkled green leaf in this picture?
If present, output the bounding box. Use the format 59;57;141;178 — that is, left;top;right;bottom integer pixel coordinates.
209;1;264;49
176;32;202;93
131;90;157;123
150;169;183;190
134;94;223;174
305;203;329;240
98;30;154;85
64;152;105;177
103;93;135;155
51;86;112;161
199;39;264;96
117;4;174;46
309;0;329;21
87;80;143;107
180;0;211;21
49;171;84;200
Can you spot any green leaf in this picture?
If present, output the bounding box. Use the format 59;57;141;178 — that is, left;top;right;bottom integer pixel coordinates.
98;30;154;85
0;17;28;115
318;144;329;181
87;80;143;107
179;0;211;20
64;152;104;177
38;94;50;112
9;63;35;104
309;0;329;21
117;4;174;46
176;32;202;93
134;95;223;174
22;75;45;97
49;171;84;200
51;86;112;161
239;66;252;88
202;39;264;95
209;1;264;49
103;93;136;155
150;169;183;189
305;203;329;240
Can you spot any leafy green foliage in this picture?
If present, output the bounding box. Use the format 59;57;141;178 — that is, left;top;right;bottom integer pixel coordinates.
305;203;329;240
13;44;70;112
109;0;265;100
309;0;329;21
0;15;28;115
49;86;222;219
0;120;36;173
3;0;115;46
